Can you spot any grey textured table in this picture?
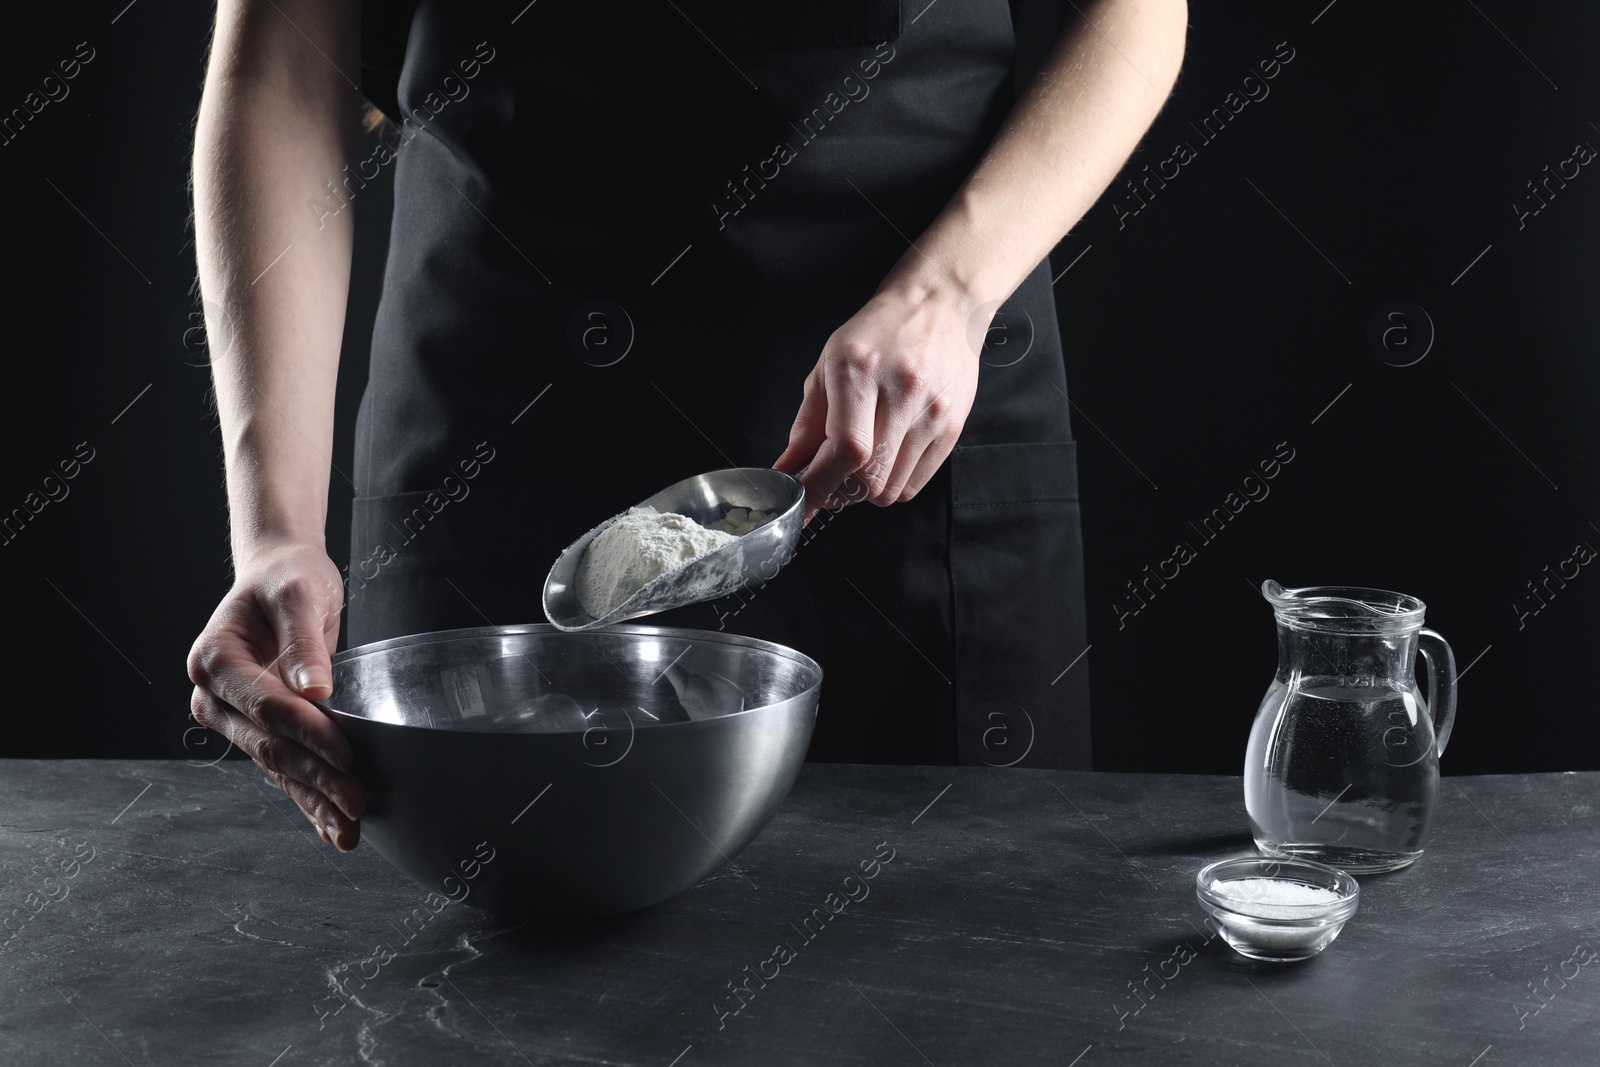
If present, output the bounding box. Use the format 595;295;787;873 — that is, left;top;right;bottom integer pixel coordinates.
1;760;1596;1066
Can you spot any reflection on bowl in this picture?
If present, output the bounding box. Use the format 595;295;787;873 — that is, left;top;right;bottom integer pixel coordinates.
1195;856;1360;962
322;624;821;916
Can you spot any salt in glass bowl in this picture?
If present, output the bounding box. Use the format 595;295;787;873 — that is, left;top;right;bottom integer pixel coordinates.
1195;856;1360;962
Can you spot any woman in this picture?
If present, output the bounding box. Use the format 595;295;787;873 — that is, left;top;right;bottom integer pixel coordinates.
187;0;1186;850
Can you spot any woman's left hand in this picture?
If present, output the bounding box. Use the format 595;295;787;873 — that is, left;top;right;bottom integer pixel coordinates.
774;281;982;521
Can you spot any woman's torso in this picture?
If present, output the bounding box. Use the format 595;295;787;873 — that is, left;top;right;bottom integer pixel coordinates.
348;0;1091;768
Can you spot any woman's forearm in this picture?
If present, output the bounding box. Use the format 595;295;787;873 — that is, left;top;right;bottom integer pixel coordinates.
885;0;1188;312
192;0;361;564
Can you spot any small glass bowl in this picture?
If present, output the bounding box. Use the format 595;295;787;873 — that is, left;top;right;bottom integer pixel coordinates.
1196;856;1360;962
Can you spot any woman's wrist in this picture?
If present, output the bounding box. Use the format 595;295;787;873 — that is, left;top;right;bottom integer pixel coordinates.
222;435;330;567
228;514;328;577
877;187;1029;326
229;521;327;570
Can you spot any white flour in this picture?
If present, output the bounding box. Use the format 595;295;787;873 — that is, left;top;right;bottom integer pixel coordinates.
576;506;737;620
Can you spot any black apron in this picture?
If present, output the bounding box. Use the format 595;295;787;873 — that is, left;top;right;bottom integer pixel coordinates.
351;0;1092;769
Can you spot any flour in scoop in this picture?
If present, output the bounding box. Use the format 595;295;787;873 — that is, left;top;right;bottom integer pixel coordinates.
576;506;737;620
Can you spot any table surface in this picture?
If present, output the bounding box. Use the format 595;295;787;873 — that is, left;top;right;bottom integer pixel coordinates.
1;760;1596;1067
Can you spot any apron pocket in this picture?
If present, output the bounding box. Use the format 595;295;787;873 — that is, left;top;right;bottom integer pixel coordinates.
351;489;463;564
948;439;1091;769
344;489;541;650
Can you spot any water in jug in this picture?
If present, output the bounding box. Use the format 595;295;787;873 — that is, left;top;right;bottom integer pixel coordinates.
1245;580;1457;874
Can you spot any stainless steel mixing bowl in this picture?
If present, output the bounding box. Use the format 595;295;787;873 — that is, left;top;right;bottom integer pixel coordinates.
320;624;821;916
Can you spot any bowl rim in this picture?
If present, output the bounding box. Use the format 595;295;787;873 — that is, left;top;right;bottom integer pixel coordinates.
332;621;821;672
321;622;823;734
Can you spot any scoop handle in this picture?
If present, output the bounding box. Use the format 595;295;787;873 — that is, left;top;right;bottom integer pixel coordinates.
1418;627;1457;758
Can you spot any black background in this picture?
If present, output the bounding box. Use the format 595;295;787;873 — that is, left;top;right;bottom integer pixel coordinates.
1;1;1595;774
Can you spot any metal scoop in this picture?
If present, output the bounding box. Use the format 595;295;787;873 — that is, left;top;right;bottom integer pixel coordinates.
543;467;805;632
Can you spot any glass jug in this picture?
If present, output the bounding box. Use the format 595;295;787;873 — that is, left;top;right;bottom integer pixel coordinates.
1245;580;1457;874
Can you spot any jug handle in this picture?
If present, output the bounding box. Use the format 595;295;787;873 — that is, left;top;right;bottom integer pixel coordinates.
1418;628;1457;757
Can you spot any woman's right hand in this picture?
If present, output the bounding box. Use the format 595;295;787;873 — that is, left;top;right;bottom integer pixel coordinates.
186;541;364;850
